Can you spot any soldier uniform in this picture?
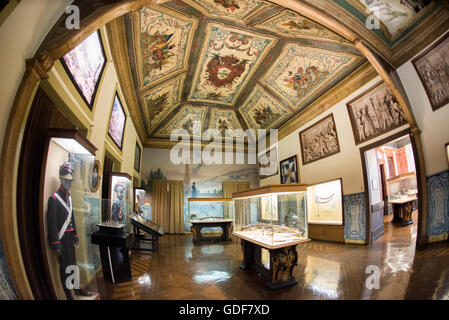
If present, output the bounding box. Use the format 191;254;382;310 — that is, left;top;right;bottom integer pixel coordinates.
47;162;79;300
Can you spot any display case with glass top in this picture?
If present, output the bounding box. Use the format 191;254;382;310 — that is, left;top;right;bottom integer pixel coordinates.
188;198;234;242
232;184;310;289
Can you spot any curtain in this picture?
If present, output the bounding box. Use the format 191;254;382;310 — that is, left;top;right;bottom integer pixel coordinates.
168;180;185;234
222;181;251;221
152;180;170;232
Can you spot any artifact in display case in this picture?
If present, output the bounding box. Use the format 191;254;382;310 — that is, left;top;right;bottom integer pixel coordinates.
98;173;132;233
188;198;234;242
41;129;99;300
134;188;146;214
387;172;418;226
129;213;164;252
307;179;343;225
232;184;310;289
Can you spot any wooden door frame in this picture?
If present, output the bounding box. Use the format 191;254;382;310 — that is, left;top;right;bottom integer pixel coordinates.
359;128;424;245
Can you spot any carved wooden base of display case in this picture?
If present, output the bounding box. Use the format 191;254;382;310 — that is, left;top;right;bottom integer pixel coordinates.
239;239;299;290
191;220;233;243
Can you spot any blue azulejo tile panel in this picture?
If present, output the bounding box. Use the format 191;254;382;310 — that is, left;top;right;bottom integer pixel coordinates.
427;170;449;241
0;239;17;300
344;193;366;243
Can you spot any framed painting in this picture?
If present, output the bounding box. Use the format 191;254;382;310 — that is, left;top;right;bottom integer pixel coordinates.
108;93;127;150
299;113;340;165
346;82;407;145
134;142;142;172
60;30;107;110
280;155;299;184
412;32;449;111
90;160;101;193
258;146;278;180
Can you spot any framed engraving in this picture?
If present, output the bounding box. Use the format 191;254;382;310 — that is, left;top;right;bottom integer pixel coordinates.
134;142;142;172
412;32;449;111
108;93;127;150
299;113;340;165
346;81;406;145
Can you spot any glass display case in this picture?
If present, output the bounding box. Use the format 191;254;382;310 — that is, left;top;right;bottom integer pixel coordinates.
387;172;418;202
232;185;309;249
306;179;343;225
40;129;99;300
134;188;146;214
188;198;234;242
99;172;132;232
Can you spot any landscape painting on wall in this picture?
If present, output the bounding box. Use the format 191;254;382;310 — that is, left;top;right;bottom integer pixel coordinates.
299;114;340;165
412;32;449;111
346;82;406;145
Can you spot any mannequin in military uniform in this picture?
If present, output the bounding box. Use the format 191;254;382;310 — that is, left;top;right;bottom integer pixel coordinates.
111;183;125;223
47;161;93;300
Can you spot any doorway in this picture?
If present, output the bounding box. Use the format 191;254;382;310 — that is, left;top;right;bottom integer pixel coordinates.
361;130;420;244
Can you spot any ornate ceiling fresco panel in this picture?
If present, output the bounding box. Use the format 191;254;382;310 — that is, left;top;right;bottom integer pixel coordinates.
141;73;185;133
131;5;198;91
262;43;363;110
188;22;277;106
183;0;269;22
256;9;350;44
239;85;291;131
155;105;207;139
208;108;245;139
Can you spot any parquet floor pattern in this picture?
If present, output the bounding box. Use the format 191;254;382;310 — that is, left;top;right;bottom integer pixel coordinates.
94;212;449;300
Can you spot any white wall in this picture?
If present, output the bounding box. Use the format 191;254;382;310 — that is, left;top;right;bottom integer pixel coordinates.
0;0;72;153
261;75;410;195
397;32;449;176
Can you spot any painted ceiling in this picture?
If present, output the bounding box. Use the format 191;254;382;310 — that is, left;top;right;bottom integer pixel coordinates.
124;0;366;142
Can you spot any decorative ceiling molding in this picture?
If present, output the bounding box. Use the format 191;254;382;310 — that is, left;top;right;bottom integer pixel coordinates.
154;104;207;139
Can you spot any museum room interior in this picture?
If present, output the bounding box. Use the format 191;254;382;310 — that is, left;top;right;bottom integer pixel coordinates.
0;0;449;301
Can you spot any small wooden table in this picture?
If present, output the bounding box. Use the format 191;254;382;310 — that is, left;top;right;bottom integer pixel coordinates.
389;197;417;226
190;219;233;243
232;231;310;290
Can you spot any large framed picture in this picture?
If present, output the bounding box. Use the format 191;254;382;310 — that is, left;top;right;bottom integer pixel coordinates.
60;30;107;110
258;146;278;180
299;113;340;165
346;81;406;145
134;142;141;172
412;32;449;111
108;93;127;150
280;155;299;184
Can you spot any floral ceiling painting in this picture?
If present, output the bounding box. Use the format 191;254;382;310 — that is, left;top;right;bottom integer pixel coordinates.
155;105;207;139
188;23;277;106
141;74;185;133
183;0;269;22
61;31;106;108
131;5;197;90
209;108;245;139
262;43;362;110
256;10;349;44
239;85;291;130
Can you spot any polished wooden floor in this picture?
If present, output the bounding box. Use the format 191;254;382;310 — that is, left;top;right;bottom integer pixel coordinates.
94;212;449;300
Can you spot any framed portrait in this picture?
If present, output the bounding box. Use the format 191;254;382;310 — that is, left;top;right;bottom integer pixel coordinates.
346;82;407;145
412;32;449;111
60;30;107;110
108;173;132;223
299;113;340;165
258;146;278;180
280;155;299;184
90;160;101;193
108;93;127;150
134;142;141;172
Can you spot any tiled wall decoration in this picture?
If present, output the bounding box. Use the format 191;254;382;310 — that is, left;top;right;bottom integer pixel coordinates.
427;170;449;242
344;192;366;244
0;239;17;300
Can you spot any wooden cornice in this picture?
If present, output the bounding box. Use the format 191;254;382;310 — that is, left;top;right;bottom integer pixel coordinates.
106;15;148;144
278;61;377;141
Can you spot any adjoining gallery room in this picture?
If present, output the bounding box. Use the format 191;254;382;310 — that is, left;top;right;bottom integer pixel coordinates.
2;0;449;305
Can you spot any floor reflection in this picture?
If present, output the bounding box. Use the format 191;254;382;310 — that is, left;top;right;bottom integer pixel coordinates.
95;211;449;300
